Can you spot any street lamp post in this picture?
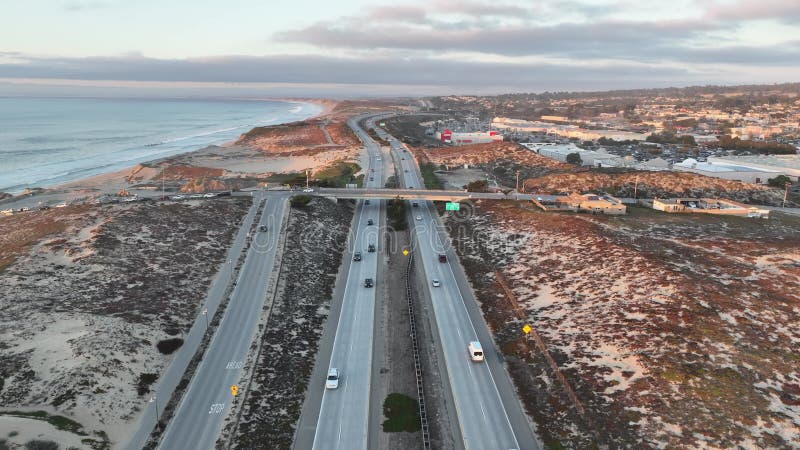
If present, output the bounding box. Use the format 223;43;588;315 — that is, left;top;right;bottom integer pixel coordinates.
149;395;159;428
202;308;208;330
783;181;790;208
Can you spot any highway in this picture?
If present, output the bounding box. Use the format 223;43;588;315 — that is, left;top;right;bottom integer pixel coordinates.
302;114;385;450
378;121;540;449
155;193;288;450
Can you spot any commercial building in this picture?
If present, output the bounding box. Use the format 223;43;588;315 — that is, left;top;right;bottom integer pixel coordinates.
436;129;504;145
520;143;623;167
533;193;627;215
652;198;770;218
707;155;800;181
493;117;648;141
673;158;781;184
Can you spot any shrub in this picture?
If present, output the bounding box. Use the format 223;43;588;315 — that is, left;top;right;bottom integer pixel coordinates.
290;195;312;207
156;338;184;355
25;441;59;450
136;373;158;396
382;393;420;432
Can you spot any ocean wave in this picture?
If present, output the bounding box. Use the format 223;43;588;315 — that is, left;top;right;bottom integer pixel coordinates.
144;125;247;147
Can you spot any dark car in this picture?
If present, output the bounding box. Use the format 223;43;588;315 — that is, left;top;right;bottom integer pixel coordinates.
368;244;376;252
438;254;447;263
365;200;371;205
353;252;362;261
367;219;374;225
364;278;374;288
412;202;419;207
259;225;268;232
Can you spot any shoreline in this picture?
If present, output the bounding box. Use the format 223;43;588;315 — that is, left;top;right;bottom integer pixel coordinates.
0;98;339;209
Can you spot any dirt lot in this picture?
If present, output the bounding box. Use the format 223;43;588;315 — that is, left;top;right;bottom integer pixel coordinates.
444;200;800;448
0;197;251;447
227;197;353;449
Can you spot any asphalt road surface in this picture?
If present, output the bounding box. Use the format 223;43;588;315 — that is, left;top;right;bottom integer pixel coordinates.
305;115;385;450
385;122;541;450
155;193;288;450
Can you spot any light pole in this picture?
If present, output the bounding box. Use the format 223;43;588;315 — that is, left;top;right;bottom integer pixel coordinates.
515;170;521;193
783;181;790;208
202;308;208;330
149;395;159;428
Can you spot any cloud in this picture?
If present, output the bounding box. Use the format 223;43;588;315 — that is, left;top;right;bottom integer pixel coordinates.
0;52;700;94
703;0;800;22
63;1;111;12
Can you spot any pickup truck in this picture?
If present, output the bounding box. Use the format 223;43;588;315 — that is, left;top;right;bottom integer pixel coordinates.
438;254;447;263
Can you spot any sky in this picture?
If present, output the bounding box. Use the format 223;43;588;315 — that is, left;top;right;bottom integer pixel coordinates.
0;0;799;97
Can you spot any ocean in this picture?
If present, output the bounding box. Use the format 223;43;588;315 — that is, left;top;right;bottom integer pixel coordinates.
0;97;321;194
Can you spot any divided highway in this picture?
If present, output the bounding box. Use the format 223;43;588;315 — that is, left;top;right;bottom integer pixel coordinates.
302;115;386;450
380;120;540;450
155;193;288;450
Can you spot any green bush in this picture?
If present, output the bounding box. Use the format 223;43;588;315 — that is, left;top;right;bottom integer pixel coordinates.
156;338;183;355
290;195;313;207
24;440;59;450
382;393;420;433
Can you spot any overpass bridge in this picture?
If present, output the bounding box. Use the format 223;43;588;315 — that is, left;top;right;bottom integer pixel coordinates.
316;187;527;202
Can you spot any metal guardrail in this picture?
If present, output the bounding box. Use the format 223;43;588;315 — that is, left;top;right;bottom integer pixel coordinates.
405;253;432;449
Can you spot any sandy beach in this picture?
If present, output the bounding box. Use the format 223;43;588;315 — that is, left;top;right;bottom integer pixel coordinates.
0;98;344;212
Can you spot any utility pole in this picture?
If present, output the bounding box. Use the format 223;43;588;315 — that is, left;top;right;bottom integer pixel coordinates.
515;170;521;193
150;396;159;428
306;169;310;189
634;176;639;200
161;164;165;199
783;181;790;208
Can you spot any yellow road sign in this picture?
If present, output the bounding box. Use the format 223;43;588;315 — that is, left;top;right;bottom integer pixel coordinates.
402;249;409;256
522;324;532;335
231;385;238;397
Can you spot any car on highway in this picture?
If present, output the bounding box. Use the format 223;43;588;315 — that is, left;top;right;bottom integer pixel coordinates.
365;200;370;205
190;193;204;199
367;244;376;252
303;188;314;193
404;169;409;172
259;225;268;232
438;254;447;263
367;219;374;225
203;193;216;198
364;278;374;288
468;341;484;362
412;202;419;207
415;216;422;221
370;177;374;181
353;252;362;261
408;186;414;189
326;368;340;389
170;195;184;201
432;279;441;287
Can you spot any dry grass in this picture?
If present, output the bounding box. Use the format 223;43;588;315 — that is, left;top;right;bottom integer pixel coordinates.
445;200;800;448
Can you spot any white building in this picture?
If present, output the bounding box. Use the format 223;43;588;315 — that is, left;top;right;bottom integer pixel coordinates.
493;117;648;141
707;154;800;181
673;158;782;184
520;143;623;167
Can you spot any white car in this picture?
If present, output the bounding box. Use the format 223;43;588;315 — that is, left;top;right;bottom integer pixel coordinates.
326;368;340;389
415;216;422;221
303;188;314;193
170;195;184;201
203;193;216;198
432;279;441;287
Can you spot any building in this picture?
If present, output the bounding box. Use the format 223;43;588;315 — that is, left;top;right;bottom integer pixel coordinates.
520;142;624;167
493;117;648;141
436;129;503;145
673;158;781;184
533;193;627;215
707;154;800;181
652;198;770;218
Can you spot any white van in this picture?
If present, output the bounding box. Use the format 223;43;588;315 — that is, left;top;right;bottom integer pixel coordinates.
468;341;484;362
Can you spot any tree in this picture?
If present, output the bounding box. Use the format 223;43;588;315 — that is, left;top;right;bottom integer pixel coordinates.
464;180;489;193
768;175;791;188
566;152;583;165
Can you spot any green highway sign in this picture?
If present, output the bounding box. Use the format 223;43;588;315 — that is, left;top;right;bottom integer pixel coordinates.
445;202;460;211
379;122;386;127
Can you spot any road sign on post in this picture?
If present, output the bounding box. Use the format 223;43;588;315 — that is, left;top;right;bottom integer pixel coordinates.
522;324;532;335
445;202;460;211
231;385;238;397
